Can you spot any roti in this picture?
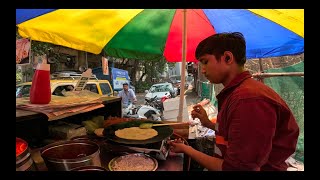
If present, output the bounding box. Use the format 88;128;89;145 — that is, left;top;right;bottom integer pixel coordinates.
115;127;158;140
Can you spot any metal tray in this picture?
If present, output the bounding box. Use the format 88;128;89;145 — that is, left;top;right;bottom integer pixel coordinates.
108;153;158;171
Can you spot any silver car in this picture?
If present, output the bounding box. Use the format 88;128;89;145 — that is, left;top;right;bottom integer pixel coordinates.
144;82;177;101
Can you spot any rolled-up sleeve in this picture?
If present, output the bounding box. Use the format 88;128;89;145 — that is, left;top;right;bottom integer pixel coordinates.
222;98;277;171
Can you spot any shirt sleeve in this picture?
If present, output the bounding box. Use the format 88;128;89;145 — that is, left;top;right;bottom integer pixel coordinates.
129;89;136;99
222;98;277;171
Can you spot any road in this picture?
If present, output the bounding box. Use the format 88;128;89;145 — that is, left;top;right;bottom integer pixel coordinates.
135;87;201;111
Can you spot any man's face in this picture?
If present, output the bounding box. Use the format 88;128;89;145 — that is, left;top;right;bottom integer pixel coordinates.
123;85;129;91
198;54;229;84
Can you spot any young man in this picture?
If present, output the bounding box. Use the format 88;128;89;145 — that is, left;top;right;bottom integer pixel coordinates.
169;32;299;171
118;82;137;108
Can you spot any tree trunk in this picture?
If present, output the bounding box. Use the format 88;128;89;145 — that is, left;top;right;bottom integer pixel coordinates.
130;60;139;84
139;73;146;82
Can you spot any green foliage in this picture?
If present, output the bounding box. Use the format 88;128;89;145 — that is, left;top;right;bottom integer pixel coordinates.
142;57;167;82
114;56;170;85
167;62;176;69
30;41;55;56
135;81;153;93
16;69;22;83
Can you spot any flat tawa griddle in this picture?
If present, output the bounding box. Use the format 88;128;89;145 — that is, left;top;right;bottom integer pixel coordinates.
103;120;173;145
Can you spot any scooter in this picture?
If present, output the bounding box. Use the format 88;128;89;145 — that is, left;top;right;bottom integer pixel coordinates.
145;95;170;116
122;102;162;121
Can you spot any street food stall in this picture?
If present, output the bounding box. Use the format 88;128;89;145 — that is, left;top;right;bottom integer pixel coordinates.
16;95;189;171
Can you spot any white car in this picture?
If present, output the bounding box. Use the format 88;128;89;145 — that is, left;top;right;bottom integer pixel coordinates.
145;82;177;101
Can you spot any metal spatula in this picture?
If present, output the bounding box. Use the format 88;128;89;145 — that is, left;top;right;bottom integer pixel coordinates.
139;122;188;129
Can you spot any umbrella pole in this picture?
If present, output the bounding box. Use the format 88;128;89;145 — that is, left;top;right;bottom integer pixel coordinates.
85;52;88;68
177;9;187;122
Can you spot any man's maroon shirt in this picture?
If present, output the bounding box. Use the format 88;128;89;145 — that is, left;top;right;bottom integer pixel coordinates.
214;71;299;171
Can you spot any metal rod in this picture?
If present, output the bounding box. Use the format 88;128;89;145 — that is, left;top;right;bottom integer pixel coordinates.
252;72;304;78
258;58;264;83
177;9;187;122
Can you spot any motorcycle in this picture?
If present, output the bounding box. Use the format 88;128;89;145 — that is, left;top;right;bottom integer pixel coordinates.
122;101;162;121
145;94;171;119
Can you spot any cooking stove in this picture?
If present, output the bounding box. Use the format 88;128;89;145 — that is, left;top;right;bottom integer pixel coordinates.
106;137;171;160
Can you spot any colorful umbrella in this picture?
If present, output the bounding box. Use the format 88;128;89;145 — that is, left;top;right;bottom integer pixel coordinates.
16;9;304;122
16;9;304;63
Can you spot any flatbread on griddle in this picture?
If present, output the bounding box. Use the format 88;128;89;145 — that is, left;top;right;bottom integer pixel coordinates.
115;127;158;140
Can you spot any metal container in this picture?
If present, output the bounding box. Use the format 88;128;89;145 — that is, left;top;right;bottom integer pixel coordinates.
40;140;101;171
108;153;158;171
16;137;37;171
70;165;107;171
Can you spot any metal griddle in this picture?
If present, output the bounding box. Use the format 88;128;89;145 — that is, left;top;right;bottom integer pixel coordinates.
103;120;173;145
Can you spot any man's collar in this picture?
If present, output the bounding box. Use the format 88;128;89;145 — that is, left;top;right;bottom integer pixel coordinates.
217;71;252;97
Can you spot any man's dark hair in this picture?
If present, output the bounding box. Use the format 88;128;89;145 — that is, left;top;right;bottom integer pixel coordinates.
195;32;246;66
123;82;128;86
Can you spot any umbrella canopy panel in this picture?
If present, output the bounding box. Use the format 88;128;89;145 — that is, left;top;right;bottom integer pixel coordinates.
17;9;144;54
203;9;304;59
104;9;176;61
16;9;304;62
16;9;56;24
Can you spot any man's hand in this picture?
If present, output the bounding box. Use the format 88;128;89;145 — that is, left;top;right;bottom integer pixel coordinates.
133;98;138;104
191;104;212;128
168;138;189;153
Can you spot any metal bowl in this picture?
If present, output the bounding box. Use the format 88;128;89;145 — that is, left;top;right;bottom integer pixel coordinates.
40;140;101;171
108;153;158;171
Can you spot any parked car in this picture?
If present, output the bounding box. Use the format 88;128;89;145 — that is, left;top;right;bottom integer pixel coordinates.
16;72;113;98
144;82;177;101
168;75;191;95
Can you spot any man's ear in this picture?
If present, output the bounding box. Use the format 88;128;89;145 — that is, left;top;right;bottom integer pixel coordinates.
225;55;230;62
224;51;233;64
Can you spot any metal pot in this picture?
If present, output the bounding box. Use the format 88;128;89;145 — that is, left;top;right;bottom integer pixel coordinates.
70;165;107;171
40;140;101;171
16;137;37;171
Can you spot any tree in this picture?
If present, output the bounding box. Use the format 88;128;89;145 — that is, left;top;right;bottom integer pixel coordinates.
110;56;173;92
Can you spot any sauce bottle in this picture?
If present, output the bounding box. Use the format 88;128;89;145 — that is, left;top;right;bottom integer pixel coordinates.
29;61;51;104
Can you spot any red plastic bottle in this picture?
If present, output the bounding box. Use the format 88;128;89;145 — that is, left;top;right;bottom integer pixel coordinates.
29;63;51;104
